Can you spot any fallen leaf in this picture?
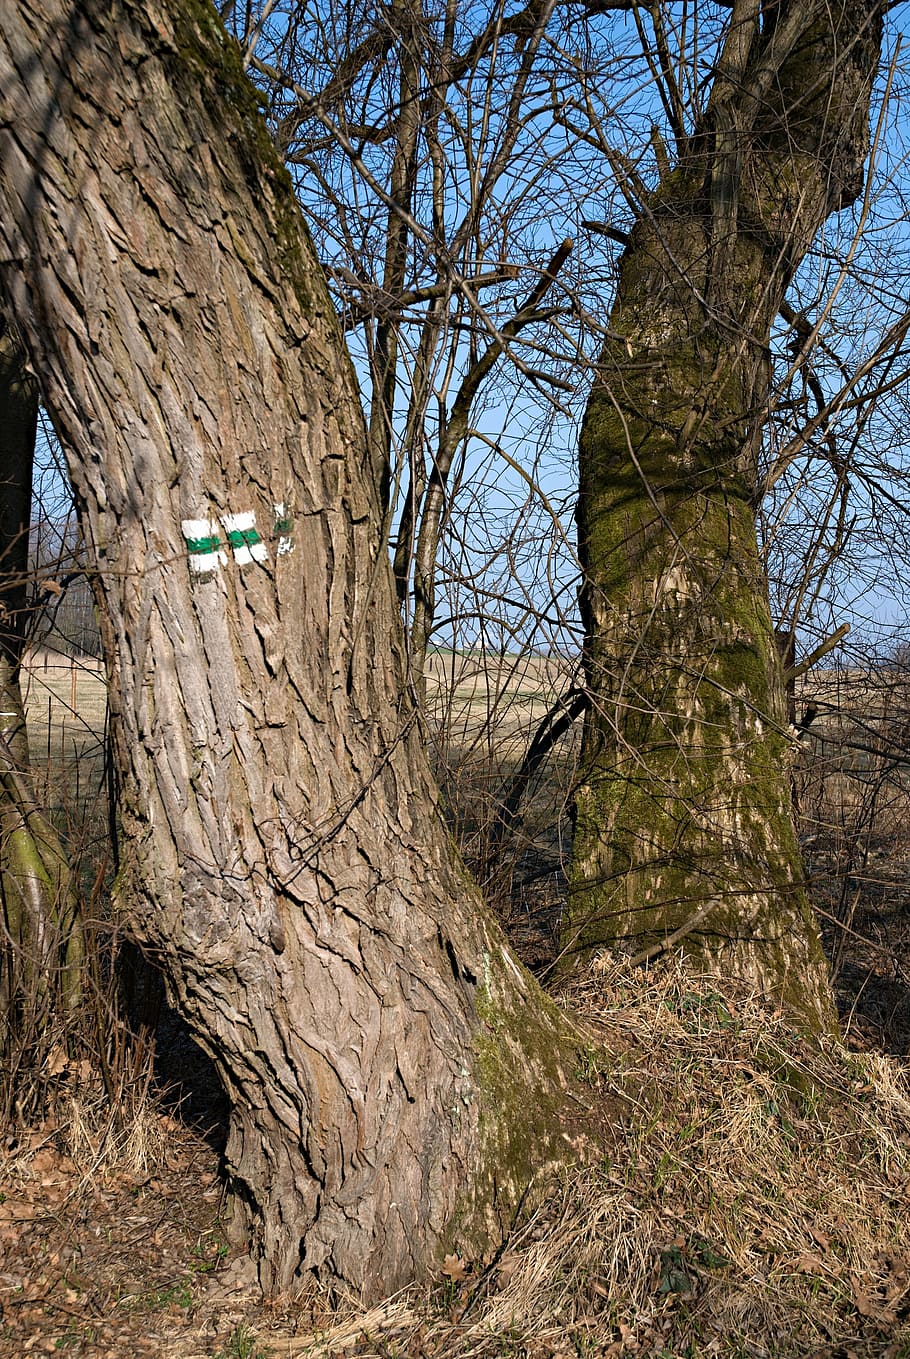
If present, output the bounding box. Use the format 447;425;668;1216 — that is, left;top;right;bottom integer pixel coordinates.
44;1046;69;1078
790;1252;836;1277
494;1250;520;1289
0;1199;37;1222
441;1253;469;1282
30;1150;59;1174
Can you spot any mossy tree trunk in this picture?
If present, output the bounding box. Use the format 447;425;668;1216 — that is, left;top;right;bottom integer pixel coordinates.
569;0;882;1029
0;326;83;1045
0;0;580;1299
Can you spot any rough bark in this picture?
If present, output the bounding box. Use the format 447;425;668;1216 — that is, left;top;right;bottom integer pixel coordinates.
569;0;882;1029
0;0;580;1299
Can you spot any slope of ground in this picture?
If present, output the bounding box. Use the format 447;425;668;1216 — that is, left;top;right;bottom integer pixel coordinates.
2;956;908;1359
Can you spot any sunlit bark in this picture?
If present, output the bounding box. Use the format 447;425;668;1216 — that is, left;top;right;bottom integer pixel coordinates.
569;0;883;1030
0;0;578;1298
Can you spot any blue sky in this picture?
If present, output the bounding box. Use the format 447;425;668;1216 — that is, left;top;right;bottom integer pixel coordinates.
31;0;910;667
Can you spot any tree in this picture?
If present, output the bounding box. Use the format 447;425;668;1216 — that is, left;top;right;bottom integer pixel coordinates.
567;0;884;1027
0;0;581;1299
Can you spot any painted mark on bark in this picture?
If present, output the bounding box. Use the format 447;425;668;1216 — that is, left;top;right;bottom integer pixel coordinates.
182;518;227;580
183;507;293;580
221;511;268;566
273;502;294;556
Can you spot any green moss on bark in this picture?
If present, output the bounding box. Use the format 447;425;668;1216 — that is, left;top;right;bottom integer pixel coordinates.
571;309;834;1031
445;938;582;1257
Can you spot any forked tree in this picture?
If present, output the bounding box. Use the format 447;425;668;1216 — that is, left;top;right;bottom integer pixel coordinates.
568;0;884;1028
0;0;580;1298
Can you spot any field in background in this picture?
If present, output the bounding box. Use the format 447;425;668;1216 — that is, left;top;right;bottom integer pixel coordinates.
424;648;575;743
21;646;568;761
17;650;111;903
17;644;910;1047
20;647;107;792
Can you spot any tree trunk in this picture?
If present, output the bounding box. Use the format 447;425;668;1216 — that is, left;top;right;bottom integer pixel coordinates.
0;0;579;1299
569;0;882;1030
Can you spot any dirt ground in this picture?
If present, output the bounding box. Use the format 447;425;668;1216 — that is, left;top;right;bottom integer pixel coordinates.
2;924;908;1359
0;1117;233;1357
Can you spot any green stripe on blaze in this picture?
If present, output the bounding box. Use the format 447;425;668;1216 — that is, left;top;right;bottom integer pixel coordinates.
185;535;220;553
225;528;262;548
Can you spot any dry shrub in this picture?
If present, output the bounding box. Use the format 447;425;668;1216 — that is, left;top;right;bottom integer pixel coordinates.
0;865;163;1144
0;912;168;1189
2;1069;169;1191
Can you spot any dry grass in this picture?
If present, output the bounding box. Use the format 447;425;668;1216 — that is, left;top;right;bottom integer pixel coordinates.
3;1073;169;1188
5;959;907;1356
225;957;910;1359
